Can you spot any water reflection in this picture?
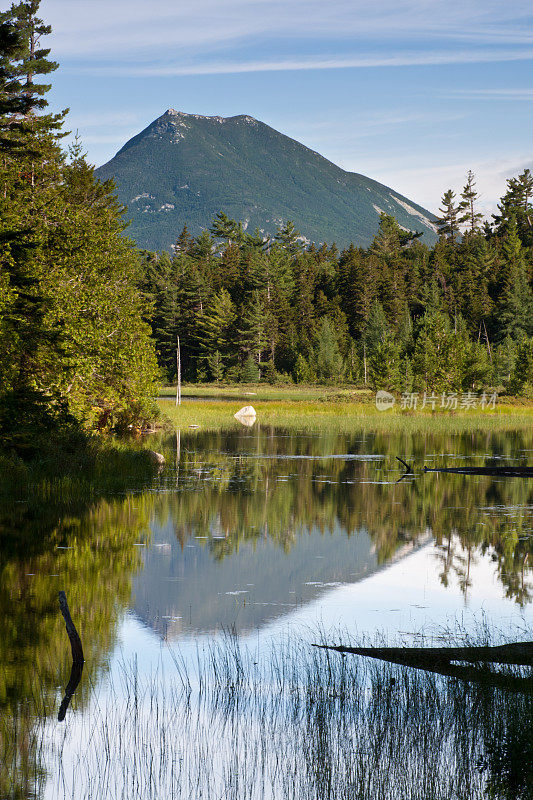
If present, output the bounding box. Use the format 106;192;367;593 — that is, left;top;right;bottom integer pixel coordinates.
0;426;532;797
135;427;533;640
40;637;533;799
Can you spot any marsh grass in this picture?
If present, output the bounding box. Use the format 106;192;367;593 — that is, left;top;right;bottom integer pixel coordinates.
0;440;159;503
161;397;533;436
159;384;371;402
33;628;533;799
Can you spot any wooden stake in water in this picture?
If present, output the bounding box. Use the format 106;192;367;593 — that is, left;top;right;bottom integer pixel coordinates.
58;591;84;721
176;336;181;406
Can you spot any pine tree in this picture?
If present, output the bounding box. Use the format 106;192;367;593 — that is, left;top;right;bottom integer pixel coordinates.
196;288;236;378
493;335;517;386
0;2;159;443
458;171;483;232
436;189;460;242
315;317;343;382
492;169;533;245
497;217;533;341
174;224;192;253
508;337;533;396
275;220;303;254
238;289;266;375
412;311;466;391
363;300;388;355
371;213;402;258
368;335;402;391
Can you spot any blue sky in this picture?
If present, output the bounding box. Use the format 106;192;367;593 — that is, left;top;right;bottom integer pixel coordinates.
38;0;533;215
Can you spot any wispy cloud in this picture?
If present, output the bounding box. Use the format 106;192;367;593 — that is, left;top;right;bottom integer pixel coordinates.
442;88;533;100
358;155;533;215
66;110;144;129
45;0;533;60
64;49;533;78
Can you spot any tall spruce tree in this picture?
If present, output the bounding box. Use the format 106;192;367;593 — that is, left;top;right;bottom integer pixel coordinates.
436;189;460;242
493;169;533;245
458;171;483;232
496;217;533;341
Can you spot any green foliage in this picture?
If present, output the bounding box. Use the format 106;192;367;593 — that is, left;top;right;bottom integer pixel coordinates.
262;360;277;384
140;163;533;397
496;218;533;341
315;318;343;382
369;334;402;391
293;353;312;384
508;338;533;397
412;312;466;392
436;189;460;242
241;355;260;382
0;1;159;453
458;170;483;232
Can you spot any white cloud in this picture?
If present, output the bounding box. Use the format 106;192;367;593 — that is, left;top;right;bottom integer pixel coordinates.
442;88;533;101
62;48;533;78
356;155;533;216
43;0;533;61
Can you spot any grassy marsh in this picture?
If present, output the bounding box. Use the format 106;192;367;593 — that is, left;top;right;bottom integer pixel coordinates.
161;395;533;435
30;629;533;800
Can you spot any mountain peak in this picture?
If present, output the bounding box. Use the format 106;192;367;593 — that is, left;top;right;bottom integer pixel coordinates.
96;110;437;251
163;109;258;125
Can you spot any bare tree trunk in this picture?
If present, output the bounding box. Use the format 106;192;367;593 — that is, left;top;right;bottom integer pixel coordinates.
176;337;181;406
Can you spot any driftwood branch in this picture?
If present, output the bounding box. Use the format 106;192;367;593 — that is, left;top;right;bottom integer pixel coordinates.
313;642;533;694
423;465;533;477
58;590;84;722
396;456;413;474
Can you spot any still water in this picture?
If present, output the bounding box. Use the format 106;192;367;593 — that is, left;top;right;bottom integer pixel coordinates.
2;426;533;798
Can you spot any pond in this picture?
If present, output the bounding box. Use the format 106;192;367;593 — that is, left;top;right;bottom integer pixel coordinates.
1;425;533;798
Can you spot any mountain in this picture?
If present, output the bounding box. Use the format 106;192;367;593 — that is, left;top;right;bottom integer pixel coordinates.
95;109;438;251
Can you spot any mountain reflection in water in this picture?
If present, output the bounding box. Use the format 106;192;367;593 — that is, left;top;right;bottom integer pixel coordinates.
0;426;532;798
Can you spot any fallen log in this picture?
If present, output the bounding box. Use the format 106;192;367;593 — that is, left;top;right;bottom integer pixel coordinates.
313;641;533;667
423;465;533;477
313;641;533;693
58;591;84;721
395;457;533;478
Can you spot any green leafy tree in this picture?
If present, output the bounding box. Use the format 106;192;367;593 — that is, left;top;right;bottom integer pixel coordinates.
496;218;533;341
238;289;266;374
0;2;159;447
197;288;236;379
493;168;533;245
369;334;402;391
275;220;303;254
241;354;260;382
508;338;533;397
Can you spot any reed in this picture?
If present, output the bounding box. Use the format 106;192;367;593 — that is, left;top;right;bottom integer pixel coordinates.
161;397;533;435
19;627;533;800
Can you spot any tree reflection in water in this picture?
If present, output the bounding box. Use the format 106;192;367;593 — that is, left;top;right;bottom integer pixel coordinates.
0;426;532;797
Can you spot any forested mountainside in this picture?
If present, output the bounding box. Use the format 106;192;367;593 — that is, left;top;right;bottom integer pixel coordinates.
95;109;438;251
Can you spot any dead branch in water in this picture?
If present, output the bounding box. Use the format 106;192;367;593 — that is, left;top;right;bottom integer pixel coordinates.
313;641;533;693
423;465;533;477
58;590;84;721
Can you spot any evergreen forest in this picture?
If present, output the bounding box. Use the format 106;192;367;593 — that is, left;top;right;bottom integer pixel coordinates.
142;173;533;397
0;1;159;453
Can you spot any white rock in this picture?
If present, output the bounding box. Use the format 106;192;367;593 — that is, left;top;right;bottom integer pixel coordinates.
234;406;257;427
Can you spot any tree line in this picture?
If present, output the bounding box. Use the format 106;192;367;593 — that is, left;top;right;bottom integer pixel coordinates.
142;171;533;396
0;1;159;453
